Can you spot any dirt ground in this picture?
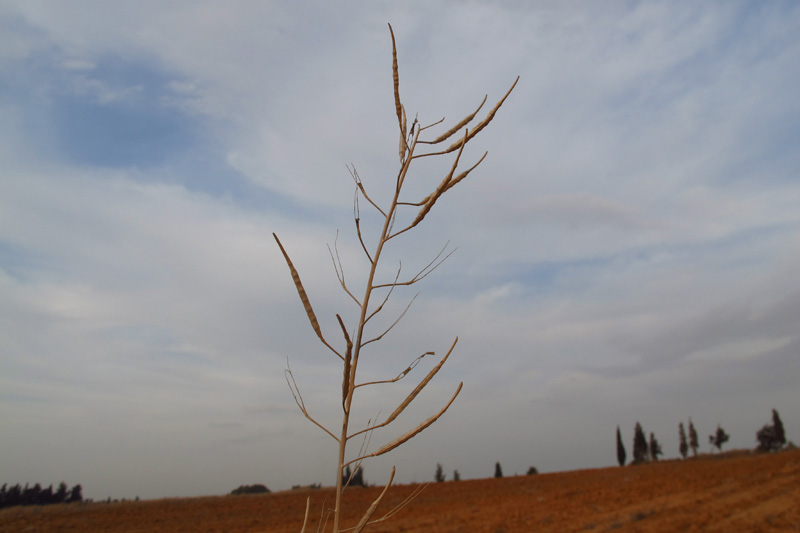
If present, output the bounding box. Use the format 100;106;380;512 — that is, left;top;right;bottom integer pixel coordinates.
2;448;798;532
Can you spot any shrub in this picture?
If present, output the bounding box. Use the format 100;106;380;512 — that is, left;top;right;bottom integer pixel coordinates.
230;484;270;495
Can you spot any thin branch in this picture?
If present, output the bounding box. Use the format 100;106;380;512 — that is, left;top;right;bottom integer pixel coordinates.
364;262;403;325
419;94;487;145
349;165;385;218
328;239;361;308
274;233;343;360
356;351;433;388
373;242;455;289
393;127;420;198
319;500;330;533
361;294;417;348
285;365;339;442
344;422;375;477
385;203;399;242
419;117;446;131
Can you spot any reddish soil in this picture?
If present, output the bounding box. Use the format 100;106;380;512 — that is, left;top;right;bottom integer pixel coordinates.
2;448;798;532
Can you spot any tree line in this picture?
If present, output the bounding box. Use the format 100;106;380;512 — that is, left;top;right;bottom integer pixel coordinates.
615;408;788;466
0;482;83;509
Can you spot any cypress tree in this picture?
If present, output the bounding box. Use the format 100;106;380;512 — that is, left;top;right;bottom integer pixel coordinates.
772;409;786;448
688;419;699;457
616;426;627;466
648;432;663;461
679;422;688;459
633;422;648;464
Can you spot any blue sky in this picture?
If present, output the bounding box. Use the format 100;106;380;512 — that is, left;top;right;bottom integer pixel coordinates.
1;1;799;502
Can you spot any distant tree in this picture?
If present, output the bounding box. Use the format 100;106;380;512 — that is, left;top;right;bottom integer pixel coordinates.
494;462;503;478
3;484;22;508
678;422;688;459
453;470;460;482
342;465;352;487
54;482;69;504
688;419;699;457
67;484;83;504
526;466;538;475
648;433;663;461
351;466;365;488
616;426;627;466
24;484;42;506
434;463;446;483
709;425;730;452
632;422;649;464
772;408;786;448
41;485;53;504
756;408;787;452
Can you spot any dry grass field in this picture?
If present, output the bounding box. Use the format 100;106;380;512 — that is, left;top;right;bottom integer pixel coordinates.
2;448;798;532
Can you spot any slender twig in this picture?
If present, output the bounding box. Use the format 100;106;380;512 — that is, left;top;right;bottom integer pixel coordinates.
373;242;455;288
356;351;433;388
329;233;361;307
364;263;403;325
349;165;385;218
418;94;487;145
285;364;339;442
361;294;417;348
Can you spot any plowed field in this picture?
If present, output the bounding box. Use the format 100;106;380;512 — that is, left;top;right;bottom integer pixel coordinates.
2;448;798;532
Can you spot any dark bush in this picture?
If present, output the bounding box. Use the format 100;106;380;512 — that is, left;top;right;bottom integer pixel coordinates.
230;484;270;495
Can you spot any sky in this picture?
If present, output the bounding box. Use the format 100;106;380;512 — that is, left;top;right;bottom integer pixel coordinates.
1;1;799;502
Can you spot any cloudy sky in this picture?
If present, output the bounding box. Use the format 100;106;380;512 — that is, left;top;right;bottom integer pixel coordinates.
2;1;799;501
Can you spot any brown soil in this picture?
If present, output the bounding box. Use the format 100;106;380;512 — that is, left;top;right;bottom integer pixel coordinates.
2;448;798;532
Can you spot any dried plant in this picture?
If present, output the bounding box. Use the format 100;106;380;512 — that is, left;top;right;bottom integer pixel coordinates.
275;24;517;532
